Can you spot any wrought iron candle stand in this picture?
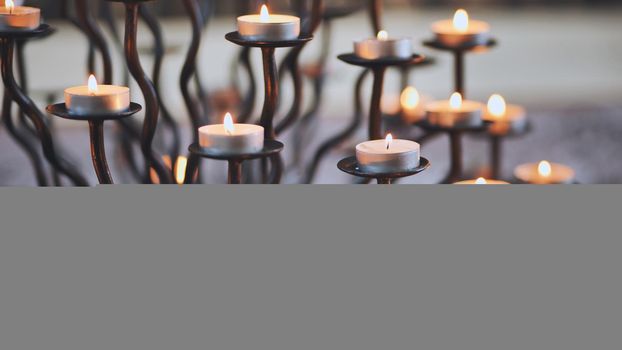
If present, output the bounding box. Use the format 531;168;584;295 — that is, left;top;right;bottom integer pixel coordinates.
337;53;426;141
338;156;430;185
421;38;497;184
225;32;313;184
47;103;142;184
0;24;88;186
184;140;284;185
106;0;173;184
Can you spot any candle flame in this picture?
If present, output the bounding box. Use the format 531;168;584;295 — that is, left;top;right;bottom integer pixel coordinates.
377;30;389;41
87;74;98;95
400;86;420;110
224;112;235;135
449;92;463;110
488;94;507;118
538;161;552;178
453;9;469;32
6;0;14;14
175;156;188;185
475;177;488;185
385;134;393;150
260;4;270;22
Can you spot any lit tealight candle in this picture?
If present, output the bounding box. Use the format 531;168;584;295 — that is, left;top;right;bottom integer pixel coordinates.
514;160;576;185
354;30;413;60
64;75;130;115
356;134;421;173
484;94;528;135
426;92;484;128
199;113;265;154
455;177;510;185
237;4;300;41
431;9;490;47
400;86;427;123
0;0;40;30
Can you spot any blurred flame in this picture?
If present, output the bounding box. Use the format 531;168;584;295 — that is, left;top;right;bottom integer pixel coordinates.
449;92;463;110
260;5;270;22
224;113;235;134
377;30;389;41
88;74;98;95
400;86;420;110
175;156;188;185
475;177;487;185
538;161;552;178
488;94;507;118
453;9;469;32
6;0;14;13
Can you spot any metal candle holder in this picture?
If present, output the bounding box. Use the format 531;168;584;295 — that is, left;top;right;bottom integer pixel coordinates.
486;121;533;181
106;0;173;184
421;38;498;183
338;156;430;185
47;103;142;184
185;141;284;185
337;53;426;141
415;120;492;184
225;32;313;184
0;24;88;186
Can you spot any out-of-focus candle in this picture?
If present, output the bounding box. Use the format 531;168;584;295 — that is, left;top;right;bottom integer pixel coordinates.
354;30;413;60
0;0;40;30
431;9;490;47
426;92;483;128
484;94;527;135
237;5;300;41
400;86;427;123
64;75;130;115
455;177;509;185
199;113;264;154
356;134;421;173
514;160;575;184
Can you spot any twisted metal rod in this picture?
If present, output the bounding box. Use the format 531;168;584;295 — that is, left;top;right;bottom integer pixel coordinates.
0;38;88;186
138;5;182;164
120;2;173;184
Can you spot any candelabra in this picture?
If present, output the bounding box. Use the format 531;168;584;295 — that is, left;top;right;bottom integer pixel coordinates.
338;156;430;185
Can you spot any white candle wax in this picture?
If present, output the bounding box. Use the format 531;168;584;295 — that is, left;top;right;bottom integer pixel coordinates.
64;76;130;115
237;5;300;41
356;136;420;173
484;95;527;135
0;2;40;30
426;93;483;128
432;9;490;47
354;30;413;60
199;114;264;154
515;161;575;185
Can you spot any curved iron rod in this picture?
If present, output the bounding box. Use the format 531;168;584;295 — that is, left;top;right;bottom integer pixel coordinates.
14;40;38;138
138;5;182;164
369;0;383;34
259;47;284;184
100;0;130;87
236;47;256;124
369;67;387;140
228;160;243;185
120;2;173;184
304;69;368;184
76;0;145;183
0;38;89;186
1;89;48;186
275;0;323;136
180;0;205;142
183;153;201;185
88;120;114;184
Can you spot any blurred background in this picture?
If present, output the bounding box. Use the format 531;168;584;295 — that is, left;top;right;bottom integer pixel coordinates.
0;0;621;185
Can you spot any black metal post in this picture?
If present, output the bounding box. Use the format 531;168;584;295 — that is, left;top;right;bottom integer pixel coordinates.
88;120;114;184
